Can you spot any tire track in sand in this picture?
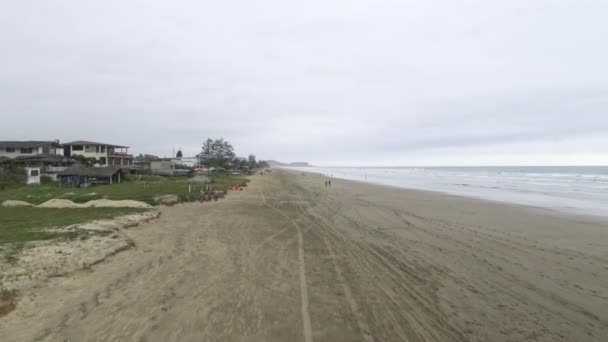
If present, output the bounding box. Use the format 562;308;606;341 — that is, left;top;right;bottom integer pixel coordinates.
287;188;376;342
260;189;313;342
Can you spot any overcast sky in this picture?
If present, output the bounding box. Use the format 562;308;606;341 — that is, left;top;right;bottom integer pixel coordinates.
1;0;607;166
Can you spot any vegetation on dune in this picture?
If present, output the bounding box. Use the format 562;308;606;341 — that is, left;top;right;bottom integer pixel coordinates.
0;158;26;188
0;207;146;251
0;137;256;251
0;174;248;205
0;175;247;252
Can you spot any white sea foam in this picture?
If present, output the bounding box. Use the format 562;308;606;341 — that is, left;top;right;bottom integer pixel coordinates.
288;166;608;218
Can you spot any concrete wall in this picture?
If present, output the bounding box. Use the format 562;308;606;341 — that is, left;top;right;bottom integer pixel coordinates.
25;167;41;185
150;161;173;175
172;157;197;167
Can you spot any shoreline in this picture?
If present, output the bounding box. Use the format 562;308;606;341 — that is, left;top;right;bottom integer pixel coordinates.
284;167;608;223
2;171;607;341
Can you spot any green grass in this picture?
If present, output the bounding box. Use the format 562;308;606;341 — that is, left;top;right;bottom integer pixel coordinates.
0;207;147;251
0;174;249;205
0;174;249;250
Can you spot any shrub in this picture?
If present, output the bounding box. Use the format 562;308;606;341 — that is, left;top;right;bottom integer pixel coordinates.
0;167;26;187
40;175;54;184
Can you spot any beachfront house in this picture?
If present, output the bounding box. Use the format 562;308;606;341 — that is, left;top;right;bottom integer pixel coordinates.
62;140;134;168
0;141;74;183
0;141;63;159
17;154;75;182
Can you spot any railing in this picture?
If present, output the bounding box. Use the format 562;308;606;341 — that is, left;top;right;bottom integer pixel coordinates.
45;166;68;172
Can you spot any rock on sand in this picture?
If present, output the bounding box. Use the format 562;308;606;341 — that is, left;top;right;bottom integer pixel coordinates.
37;198;152;209
154;194;180;206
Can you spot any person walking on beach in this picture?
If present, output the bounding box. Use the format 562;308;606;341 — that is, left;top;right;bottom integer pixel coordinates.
325;181;328;187
328;180;332;187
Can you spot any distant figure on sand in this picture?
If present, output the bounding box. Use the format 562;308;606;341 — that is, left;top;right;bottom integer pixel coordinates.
325;181;328;187
328;180;331;187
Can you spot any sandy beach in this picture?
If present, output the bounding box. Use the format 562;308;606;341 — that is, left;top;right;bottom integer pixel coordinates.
1;169;607;341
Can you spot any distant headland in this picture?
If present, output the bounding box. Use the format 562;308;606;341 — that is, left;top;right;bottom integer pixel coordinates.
267;160;313;167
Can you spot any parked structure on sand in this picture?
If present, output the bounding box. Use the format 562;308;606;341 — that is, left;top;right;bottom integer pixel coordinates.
62;140;134;168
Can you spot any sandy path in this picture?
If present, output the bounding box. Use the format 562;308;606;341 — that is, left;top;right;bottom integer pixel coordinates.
1;170;607;341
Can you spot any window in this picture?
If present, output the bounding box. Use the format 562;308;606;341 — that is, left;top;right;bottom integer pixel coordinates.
101;146;106;153
100;157;107;165
30;169;39;176
72;145;84;151
5;147;15;153
20;147;33;154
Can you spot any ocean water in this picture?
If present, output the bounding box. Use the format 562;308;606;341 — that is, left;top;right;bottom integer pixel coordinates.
286;166;608;218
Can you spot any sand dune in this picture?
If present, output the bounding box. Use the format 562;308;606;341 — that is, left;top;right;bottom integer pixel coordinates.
1;170;607;341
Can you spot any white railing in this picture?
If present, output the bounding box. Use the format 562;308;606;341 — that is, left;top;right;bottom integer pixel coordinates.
45;166;68;172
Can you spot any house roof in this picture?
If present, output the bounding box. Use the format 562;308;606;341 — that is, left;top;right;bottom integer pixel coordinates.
62;140;128;148
58;164;121;178
0;141;59;148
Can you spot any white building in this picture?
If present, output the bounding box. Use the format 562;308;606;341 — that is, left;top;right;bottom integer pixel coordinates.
25;167;41;184
62;140;134;167
171;157;197;168
0;141;63;159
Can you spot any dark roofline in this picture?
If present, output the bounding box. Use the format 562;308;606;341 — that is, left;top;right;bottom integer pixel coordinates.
58;165;122;177
62;140;129;148
0;141;59;148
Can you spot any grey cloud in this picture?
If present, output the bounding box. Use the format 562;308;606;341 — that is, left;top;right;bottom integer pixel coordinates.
1;0;607;165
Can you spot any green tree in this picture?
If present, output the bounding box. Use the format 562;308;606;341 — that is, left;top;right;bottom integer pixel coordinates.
72;155;98;167
199;138;235;167
135;154;160;163
247;154;257;169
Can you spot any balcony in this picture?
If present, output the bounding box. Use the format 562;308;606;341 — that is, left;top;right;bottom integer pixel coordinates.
108;152;133;158
45;166;68;172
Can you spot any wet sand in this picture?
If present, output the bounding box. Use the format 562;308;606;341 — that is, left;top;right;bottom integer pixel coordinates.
1;169;607;341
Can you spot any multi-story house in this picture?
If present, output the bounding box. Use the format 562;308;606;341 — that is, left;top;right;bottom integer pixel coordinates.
62;140;134;167
0;141;70;182
0;141;63;158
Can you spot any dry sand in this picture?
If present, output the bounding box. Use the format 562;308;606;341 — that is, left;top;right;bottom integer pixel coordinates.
1;170;607;341
1;200;32;208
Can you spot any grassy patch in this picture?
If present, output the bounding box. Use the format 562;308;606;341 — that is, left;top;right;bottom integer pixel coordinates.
210;174;250;190
0;174;250;205
0;207;146;249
